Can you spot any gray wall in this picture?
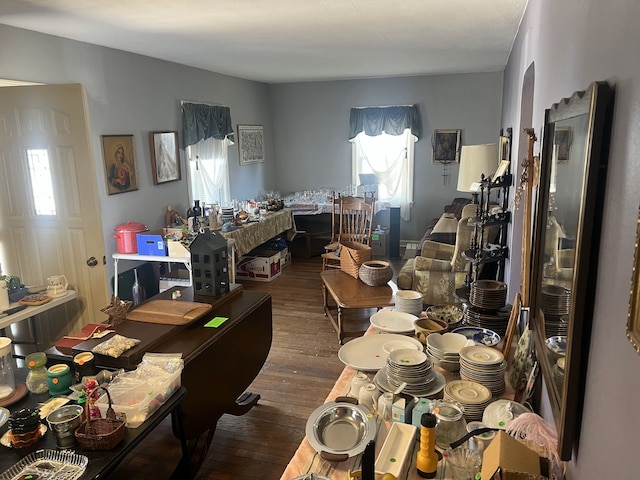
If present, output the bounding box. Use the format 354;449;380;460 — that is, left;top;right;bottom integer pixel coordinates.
269;75;503;241
0;24;274;283
502;0;640;478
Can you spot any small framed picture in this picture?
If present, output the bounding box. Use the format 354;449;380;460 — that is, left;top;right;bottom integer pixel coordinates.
237;124;265;165
102;134;138;195
432;129;461;164
493;159;510;180
149;131;181;184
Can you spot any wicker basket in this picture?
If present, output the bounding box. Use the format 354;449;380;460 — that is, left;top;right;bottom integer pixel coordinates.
74;387;125;451
339;241;372;279
358;260;393;286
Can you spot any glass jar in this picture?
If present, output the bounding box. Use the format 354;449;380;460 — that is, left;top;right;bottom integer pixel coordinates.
434;402;467;450
25;352;49;394
0;337;16;400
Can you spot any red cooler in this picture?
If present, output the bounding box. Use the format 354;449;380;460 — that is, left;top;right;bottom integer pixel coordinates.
113;221;148;254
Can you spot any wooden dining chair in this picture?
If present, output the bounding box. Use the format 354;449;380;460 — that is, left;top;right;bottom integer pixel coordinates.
321;195;375;271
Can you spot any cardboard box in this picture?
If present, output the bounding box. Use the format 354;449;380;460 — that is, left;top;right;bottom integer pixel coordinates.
371;231;388;257
481;431;549;480
136;232;167;256
236;250;282;282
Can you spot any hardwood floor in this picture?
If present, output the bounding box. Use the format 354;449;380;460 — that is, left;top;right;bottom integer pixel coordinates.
108;254;405;480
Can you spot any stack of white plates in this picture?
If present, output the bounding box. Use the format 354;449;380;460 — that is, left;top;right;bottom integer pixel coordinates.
458;345;506;396
370;310;417;335
443;379;492;421
385;349;436;396
425;333;469;372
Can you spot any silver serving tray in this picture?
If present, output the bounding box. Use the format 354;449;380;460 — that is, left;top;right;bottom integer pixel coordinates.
0;449;88;480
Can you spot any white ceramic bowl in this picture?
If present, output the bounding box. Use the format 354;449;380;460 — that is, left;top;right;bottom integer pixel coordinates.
370;310;417;334
426;332;469;355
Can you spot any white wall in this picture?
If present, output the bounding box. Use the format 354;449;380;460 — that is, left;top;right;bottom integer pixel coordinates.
269;74;503;241
502;0;640;478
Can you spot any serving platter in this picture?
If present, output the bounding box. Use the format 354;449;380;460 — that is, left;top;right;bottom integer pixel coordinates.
338;334;423;371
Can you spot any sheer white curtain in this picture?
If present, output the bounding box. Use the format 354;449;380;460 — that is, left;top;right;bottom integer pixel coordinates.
351;129;416;221
186;136;233;206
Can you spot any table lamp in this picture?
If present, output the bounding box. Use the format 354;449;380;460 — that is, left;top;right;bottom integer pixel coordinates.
457;144;498;203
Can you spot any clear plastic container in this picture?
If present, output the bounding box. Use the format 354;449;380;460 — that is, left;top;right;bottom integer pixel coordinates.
0;337;16;400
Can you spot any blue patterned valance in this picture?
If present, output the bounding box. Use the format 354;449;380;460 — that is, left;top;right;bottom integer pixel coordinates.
349;105;421;140
181;102;234;148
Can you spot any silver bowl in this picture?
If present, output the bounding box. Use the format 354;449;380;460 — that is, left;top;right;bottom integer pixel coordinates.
305;397;376;462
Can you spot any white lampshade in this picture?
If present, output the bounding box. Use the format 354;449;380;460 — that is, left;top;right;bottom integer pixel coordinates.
456;144;499;193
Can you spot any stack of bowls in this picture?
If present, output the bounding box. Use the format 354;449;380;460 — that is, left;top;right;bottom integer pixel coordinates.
395;290;423;317
425;332;469;372
370;310;417;335
458;345;506;396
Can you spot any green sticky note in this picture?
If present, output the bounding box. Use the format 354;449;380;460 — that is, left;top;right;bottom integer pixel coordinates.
205;317;228;328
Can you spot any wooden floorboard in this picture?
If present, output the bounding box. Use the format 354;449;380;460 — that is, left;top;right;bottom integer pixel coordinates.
107;253;405;480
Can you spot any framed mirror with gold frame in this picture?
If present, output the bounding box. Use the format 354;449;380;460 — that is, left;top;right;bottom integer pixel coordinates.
530;81;615;460
628;207;640;353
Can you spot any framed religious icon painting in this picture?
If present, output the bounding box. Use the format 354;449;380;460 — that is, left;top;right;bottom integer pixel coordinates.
432;129;461;164
149;131;181;184
237;124;265;165
102;134;138;195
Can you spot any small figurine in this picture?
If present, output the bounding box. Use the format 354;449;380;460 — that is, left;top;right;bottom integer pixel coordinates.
84;379;101;420
165;205;178;227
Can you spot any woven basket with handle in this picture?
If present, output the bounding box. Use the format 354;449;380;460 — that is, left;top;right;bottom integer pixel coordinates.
74;386;125;450
339;241;372;279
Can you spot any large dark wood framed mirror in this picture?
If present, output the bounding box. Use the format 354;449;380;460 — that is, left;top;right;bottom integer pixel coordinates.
530;81;615;460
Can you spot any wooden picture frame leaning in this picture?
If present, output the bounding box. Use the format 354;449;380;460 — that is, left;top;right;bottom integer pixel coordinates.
237;124;265;165
102;134;138;195
149;131;181;185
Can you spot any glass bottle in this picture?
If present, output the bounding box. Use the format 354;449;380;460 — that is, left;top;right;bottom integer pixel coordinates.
25;351;49;394
0;337;16;400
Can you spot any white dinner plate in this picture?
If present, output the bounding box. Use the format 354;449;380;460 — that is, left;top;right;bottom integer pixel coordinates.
338;334;423;371
370;310;417;334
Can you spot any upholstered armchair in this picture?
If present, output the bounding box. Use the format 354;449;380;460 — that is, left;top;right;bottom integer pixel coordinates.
397;204;498;306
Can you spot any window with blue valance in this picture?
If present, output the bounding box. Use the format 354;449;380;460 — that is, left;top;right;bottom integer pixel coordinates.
181;102;234;148
349;105;421;140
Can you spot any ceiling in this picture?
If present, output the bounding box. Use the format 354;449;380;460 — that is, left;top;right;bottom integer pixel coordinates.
0;0;528;84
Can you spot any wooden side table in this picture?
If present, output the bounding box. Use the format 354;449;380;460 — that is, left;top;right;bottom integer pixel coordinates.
320;269;396;343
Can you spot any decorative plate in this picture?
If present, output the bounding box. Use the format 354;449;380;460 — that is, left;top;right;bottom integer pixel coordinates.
452;326;501;347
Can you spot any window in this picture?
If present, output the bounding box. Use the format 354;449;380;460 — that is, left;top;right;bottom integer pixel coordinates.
27;148;56;215
181;102;235;208
186;137;232;207
349;105;420;221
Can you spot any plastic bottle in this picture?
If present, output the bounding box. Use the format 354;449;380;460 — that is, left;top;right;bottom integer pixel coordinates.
416;412;440;478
